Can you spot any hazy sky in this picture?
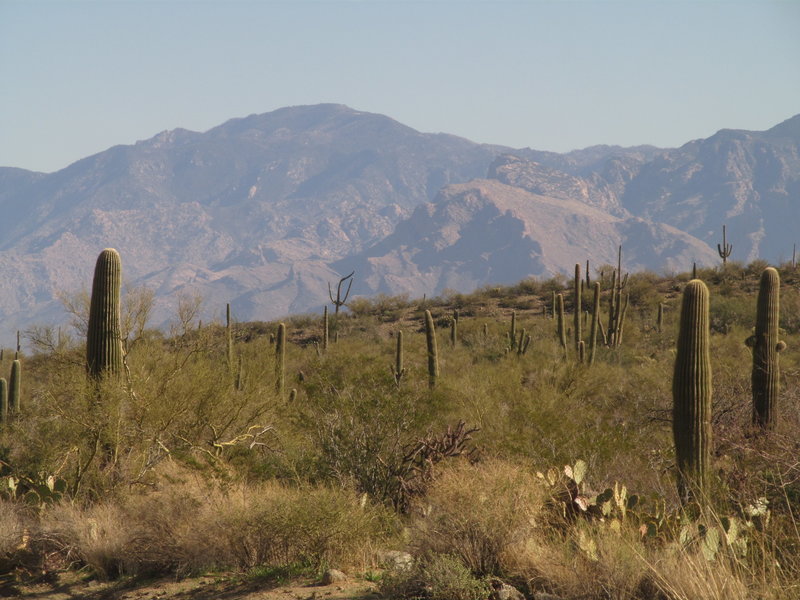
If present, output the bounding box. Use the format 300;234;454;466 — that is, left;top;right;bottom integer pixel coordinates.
1;0;799;173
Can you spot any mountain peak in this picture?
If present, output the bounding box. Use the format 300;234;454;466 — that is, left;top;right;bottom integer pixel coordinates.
765;113;800;139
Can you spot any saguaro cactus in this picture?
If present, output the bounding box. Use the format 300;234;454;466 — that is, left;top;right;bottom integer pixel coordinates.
86;248;123;379
322;305;329;352
0;378;7;423
717;225;732;267
556;294;567;353
424;310;439;388
9;360;21;414
672;279;712;503
450;309;459;348
589;282;600;365
275;323;286;395
748;267;786;429
392;330;405;386
509;310;517;351
226;303;234;372
574;263;582;354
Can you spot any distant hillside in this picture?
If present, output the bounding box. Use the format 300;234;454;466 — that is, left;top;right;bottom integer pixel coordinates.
0;105;797;343
621;114;800;262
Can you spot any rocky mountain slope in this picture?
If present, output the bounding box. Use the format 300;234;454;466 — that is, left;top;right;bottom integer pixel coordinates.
0;105;797;342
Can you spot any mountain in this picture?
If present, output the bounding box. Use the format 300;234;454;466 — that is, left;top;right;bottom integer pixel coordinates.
621;114;800;262
336;179;716;300
0;105;505;340
0;105;797;343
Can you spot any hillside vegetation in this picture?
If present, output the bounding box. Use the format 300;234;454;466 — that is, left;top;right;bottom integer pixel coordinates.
1;254;799;600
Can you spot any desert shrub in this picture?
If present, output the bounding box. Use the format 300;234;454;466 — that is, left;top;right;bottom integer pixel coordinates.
298;356;466;509
409;459;545;576
380;553;491;600
626;270;662;308
0;500;28;571
709;294;754;334
39;470;397;578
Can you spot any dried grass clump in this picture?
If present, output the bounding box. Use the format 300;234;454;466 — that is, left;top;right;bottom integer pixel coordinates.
40;468;397;578
409;458;546;576
0;499;28;559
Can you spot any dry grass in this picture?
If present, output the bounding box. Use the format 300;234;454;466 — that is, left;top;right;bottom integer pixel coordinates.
38;464;397;578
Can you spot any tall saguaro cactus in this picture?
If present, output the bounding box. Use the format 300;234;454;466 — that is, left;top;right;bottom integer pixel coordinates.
556;294;567;353
86;248;123;379
672;279;712;503
509;310;517;351
717;225;732;267
322;305;329;352
748;267;786;429
275;323;286;395
574;263;582;355
392;330;405;386
9;360;21;414
0;378;7;423
589;282;600;365
226;303;234;372
424;310;439;388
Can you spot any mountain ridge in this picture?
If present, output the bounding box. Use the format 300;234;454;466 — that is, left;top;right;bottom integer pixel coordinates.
0;105;797;343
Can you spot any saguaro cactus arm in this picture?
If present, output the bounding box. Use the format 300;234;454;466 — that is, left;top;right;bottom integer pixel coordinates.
328;271;354;315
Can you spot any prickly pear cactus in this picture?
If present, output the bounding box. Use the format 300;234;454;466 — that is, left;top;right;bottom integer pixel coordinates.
673;279;712;503
86;248;123;379
748;267;786;429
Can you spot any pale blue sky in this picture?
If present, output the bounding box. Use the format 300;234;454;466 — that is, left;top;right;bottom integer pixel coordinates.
1;0;799;173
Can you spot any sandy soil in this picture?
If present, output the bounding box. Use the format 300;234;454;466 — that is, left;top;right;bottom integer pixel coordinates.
9;573;382;600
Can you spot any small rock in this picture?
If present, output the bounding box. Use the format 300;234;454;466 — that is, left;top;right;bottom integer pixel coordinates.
320;569;347;585
377;550;414;571
489;579;525;600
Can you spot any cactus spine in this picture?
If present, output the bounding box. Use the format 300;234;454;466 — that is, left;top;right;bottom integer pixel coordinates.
424;310;439;388
9;360;20;414
574;263;582;355
86;248;123;379
749;267;786;429
392;330;405;386
275;323;286;395
589;282;600;365
672;279;712;503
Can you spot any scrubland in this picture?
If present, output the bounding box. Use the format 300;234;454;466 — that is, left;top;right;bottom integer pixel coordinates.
1;259;799;599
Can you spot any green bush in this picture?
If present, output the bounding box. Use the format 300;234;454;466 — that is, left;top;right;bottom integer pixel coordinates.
380;553;490;600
